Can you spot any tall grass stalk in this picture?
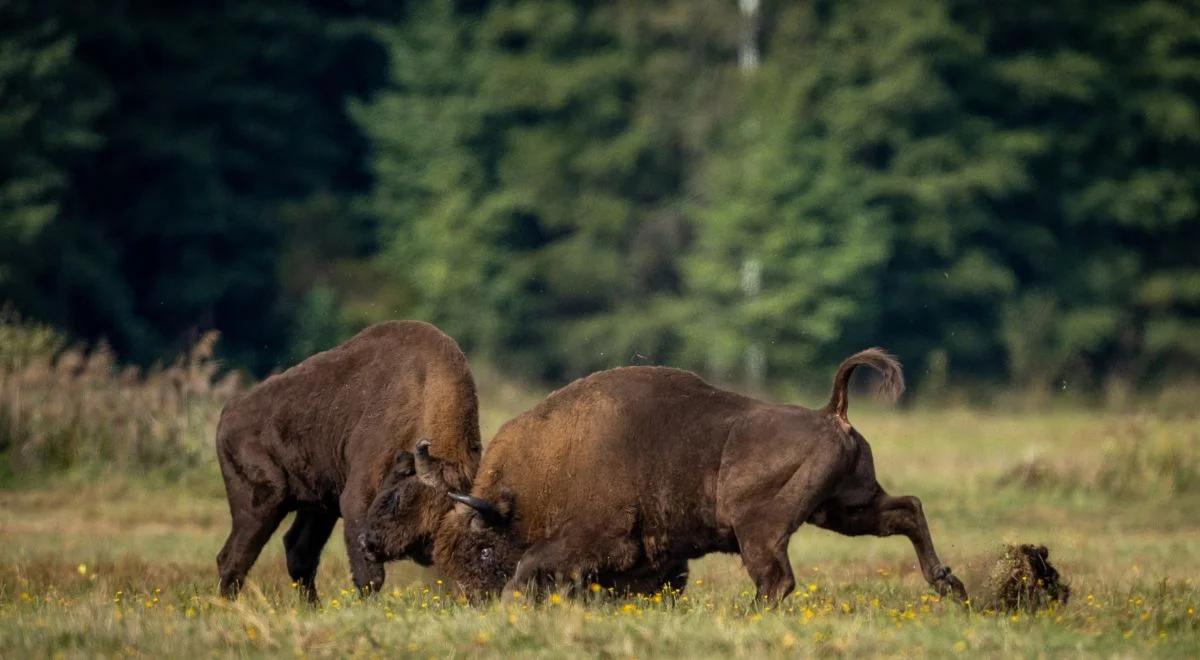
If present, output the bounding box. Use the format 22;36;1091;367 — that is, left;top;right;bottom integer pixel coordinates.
0;310;239;477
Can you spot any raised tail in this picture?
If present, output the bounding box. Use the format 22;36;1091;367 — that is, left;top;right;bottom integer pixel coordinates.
823;348;905;422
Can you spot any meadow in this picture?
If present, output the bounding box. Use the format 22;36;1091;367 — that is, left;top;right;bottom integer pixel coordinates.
2;326;1199;657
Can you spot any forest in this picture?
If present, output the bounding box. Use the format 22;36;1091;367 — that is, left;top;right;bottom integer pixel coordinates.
3;0;1198;392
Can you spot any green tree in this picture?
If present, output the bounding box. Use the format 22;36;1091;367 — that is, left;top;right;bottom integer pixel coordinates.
360;0;740;379
686;0;1200;390
977;0;1200;387
687;0;1038;382
0;3;107;308
4;2;391;372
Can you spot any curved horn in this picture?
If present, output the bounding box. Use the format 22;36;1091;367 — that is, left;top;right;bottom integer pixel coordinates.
447;492;506;526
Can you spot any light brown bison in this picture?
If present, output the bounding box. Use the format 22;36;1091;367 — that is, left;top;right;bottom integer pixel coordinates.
215;321;480;602
365;348;966;603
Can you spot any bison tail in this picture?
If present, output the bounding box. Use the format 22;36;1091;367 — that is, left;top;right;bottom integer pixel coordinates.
823;348;905;422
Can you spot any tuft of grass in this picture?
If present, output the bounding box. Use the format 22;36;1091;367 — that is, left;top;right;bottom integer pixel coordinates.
1095;416;1200;498
997;413;1200;500
0;310;240;480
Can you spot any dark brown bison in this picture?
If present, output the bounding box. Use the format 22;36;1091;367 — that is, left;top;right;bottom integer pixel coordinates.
365;348;966;603
215;321;481;601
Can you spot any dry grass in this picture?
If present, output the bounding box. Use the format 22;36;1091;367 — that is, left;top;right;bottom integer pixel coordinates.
1;477;1197;658
0;310;239;478
997;414;1200;499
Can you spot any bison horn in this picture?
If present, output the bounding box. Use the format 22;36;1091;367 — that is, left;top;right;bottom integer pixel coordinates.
447;492;506;526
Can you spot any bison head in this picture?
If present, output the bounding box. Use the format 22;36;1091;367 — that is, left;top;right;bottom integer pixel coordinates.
390;440;522;599
360;445;456;565
431;490;521;600
361;439;522;598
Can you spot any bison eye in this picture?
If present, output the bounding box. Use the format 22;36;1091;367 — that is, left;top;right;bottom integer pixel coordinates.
480;547;494;563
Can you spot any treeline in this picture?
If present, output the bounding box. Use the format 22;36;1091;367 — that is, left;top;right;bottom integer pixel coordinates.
2;0;1198;391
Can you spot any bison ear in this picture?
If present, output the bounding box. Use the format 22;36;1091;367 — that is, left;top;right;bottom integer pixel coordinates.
494;487;515;520
413;438;445;489
1037;545;1049;559
394;451;415;477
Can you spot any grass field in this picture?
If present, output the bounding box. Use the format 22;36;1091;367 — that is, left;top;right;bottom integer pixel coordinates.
2;400;1199;657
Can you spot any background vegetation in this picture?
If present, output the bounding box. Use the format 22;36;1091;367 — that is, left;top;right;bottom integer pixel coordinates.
3;0;1198;391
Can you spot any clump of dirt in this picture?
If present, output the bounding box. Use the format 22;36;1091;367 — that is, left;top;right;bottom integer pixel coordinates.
981;544;1070;612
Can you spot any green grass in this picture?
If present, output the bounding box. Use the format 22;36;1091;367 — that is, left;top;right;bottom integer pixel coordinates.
2;406;1199;657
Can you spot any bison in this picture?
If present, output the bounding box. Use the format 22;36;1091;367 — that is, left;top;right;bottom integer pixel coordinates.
364;348;966;603
215;321;481;602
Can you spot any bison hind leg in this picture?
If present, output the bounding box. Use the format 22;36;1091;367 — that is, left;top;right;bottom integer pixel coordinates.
731;456;847;603
814;491;967;601
217;445;290;600
218;505;288;600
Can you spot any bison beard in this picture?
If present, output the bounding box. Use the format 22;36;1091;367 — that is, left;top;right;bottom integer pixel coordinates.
369;348;968;603
214;321;481;603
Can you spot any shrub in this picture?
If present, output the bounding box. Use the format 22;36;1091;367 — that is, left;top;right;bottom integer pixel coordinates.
0;308;240;477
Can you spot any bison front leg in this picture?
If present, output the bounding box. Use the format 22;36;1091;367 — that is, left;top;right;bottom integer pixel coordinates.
604;559;690;596
503;533;642;603
502;539;569;602
816;493;967;601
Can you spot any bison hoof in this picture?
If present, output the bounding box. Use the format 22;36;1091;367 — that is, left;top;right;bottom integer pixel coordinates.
935;572;968;602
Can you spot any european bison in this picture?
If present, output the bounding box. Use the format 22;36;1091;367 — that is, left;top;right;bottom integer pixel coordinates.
365;348;967;603
216;321;481;601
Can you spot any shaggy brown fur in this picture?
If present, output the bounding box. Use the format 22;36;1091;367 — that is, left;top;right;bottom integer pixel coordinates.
983;544;1070;612
366;348;966;603
215;321;480;602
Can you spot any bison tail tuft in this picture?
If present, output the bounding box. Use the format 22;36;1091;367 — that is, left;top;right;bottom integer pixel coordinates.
823;348;905;422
